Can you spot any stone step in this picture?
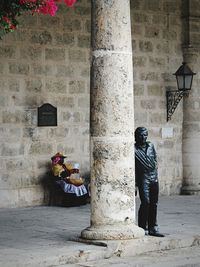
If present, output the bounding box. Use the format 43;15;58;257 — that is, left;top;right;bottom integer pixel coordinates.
1;234;199;267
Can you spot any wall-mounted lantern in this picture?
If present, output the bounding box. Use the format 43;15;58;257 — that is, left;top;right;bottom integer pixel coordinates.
166;62;196;121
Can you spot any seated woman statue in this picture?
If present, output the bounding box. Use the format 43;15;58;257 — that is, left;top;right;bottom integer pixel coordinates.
51;152;88;205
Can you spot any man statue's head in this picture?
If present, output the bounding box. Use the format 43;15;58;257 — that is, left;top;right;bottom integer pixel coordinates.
135;127;148;146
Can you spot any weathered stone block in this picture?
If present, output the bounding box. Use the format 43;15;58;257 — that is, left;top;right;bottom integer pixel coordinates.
30;30;52;45
54;33;75;45
6;160;29;172
147;84;163;96
57;96;75;107
38;16;60;28
68;50;87;62
18;13;38;27
134;112;148;124
75;6;91;16
81;67;90;77
140;72;159;81
46;80;66;94
190;33;200;45
158;140;174;149
18;186;45;207
145;26;160;38
56;65;74;77
69;81;85;94
23;127;36;138
62;111;72;122
25;79;42;93
0;63;4;73
57;144;75;154
163;29;178;40
156;43;170;54
163;1;181;13
63;19;82;32
134;84;145;96
130;0;141;10
48;128;69;138
133;56;147;67
20;46;43;61
78;97;89;108
139;40;153;52
152;14;167;25
132;25;144;36
183;123;200;138
133;13;149;23
0;46;16;59
29;142;53;155
78;35;90;48
13;95;38;107
150;113;165;124
9;63;30;75
141;99;156;110
183;137;200;153
2;111;23;124
9;80;20;92
24;109;37;126
184;111;200;122
0;96;8;107
1;143;24;157
0;189;19;208
85;19;91;33
45;48;65;61
33;64;54;76
149;57;166;68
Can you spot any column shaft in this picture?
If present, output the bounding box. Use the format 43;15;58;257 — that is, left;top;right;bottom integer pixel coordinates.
182;0;200;195
81;0;144;240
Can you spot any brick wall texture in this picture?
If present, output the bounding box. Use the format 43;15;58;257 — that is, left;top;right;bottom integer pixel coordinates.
0;0;199;207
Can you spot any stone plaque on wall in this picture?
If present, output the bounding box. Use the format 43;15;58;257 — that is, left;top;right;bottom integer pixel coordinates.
38;103;57;127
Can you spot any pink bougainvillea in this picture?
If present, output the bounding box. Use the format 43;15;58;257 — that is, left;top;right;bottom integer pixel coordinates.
19;0;76;16
35;0;76;16
19;0;38;3
0;0;77;38
64;0;76;7
38;0;58;16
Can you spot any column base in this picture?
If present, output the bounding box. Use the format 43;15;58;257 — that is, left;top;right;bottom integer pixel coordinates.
181;185;200;195
81;223;145;240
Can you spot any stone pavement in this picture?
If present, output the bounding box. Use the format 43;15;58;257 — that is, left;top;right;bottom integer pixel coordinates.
0;196;200;267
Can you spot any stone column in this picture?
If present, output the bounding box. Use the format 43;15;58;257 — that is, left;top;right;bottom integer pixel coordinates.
81;0;144;240
181;0;200;195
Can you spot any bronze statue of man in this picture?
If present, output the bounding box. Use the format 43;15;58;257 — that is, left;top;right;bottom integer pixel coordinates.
135;127;164;237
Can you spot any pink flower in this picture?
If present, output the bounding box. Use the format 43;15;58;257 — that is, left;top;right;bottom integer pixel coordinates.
39;0;58;16
2;16;11;23
10;24;17;30
64;0;76;7
19;0;38;4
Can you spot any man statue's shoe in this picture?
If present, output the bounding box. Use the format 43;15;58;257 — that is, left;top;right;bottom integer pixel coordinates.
144;230;149;236
149;230;165;237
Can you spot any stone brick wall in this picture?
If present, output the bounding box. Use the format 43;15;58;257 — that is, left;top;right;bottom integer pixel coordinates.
0;0;186;207
131;0;183;195
0;1;91;207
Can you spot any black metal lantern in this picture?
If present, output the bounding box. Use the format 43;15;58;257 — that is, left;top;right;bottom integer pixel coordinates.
166;62;196;121
174;62;195;91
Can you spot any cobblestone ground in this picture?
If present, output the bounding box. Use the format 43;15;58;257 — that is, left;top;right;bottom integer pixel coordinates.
0;196;199;267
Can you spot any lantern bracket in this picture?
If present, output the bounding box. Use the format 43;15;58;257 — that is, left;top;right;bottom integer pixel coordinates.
166;90;189;121
166;62;196;122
